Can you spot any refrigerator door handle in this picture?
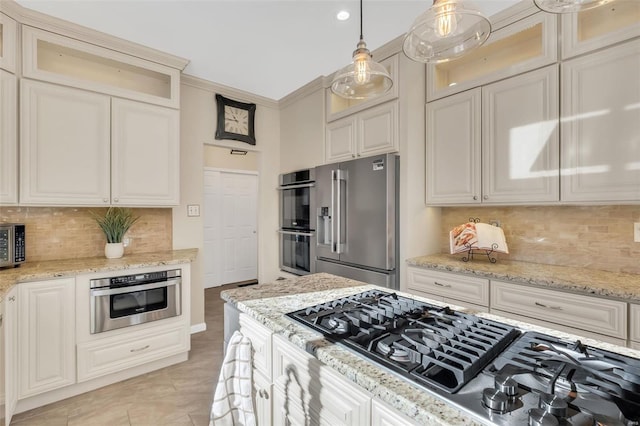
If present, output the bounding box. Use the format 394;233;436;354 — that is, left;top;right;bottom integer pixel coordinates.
335;169;345;254
331;169;337;253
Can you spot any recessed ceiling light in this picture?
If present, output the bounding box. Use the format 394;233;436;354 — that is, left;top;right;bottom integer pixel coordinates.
337;10;350;21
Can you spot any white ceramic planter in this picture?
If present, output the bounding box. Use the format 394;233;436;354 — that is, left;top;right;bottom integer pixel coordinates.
105;242;124;259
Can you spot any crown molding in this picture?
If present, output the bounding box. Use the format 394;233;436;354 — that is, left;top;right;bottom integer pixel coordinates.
1;0;189;70
278;76;325;108
181;74;279;109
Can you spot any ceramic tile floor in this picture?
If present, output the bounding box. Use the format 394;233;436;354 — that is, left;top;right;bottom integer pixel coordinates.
11;285;237;426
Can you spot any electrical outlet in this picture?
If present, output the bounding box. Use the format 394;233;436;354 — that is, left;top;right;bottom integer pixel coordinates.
187;204;200;217
634;222;640;243
123;237;131;247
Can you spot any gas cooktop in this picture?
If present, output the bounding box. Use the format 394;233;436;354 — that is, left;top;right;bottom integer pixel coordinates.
286;289;640;426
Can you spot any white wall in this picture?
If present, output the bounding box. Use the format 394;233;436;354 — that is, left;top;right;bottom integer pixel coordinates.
174;75;281;327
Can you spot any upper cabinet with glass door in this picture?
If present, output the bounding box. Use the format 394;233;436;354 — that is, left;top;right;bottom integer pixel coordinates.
0;13;17;73
561;1;640;59
427;9;557;102
22;26;181;109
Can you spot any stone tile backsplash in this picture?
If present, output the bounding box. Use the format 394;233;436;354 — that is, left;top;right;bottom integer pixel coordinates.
440;205;640;274
0;207;172;262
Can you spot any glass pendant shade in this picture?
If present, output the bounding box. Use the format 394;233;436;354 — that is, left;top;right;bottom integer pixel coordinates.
402;0;491;63
534;0;612;13
331;38;393;99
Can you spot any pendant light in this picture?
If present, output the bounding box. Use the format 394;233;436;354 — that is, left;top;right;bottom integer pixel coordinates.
330;0;393;99
534;0;612;13
402;0;491;63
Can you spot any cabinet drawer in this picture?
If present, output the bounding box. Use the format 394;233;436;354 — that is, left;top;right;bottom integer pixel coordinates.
491;280;627;339
240;314;272;379
407;267;489;307
77;324;189;382
630;304;640;343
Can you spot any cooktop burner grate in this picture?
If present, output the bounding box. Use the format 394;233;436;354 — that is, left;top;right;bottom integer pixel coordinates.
286;289;520;393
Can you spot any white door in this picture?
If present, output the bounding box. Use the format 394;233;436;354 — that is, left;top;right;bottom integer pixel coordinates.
204;169;258;288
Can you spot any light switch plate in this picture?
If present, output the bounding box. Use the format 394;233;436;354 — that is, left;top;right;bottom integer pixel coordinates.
187;204;200;217
634;222;640;243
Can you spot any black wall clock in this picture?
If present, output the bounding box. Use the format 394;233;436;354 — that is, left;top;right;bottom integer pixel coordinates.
215;94;256;145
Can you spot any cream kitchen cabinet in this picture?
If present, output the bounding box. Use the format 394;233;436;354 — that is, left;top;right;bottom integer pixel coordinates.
239;314;272;425
3;287;17;426
560;39;640;203
0;14;17;73
272;333;371;426
0;70;17;205
561;1;640;59
490;280;627;346
18;278;76;399
630;304;640;349
426;65;559;205
325;101;398;163
406;266;489;311
20;79;180;206
371;399;419;426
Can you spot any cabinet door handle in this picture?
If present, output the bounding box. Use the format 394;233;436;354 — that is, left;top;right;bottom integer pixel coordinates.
114;198;119;203
534;301;562;310
434;281;452;288
258;389;269;399
483;195;489;200
473;196;478;200
130;344;150;353
103;198;109;203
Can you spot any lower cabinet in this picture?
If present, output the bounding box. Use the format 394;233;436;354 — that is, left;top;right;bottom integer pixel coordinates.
77;323;189;382
491;280;627;346
371;399;419;426
406;266;489;311
629;304;640;350
272;334;371;426
240;314;405;426
18;278;76;399
4;287;17;426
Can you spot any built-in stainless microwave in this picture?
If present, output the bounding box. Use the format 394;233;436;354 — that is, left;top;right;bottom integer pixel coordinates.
0;223;26;268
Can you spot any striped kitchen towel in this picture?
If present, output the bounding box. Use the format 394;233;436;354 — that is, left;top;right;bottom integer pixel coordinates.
210;330;256;426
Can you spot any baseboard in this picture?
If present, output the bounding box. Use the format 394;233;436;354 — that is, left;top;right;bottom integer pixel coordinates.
190;322;207;334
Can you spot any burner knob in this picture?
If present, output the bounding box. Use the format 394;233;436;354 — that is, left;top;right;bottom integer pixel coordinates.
495;374;518;397
482;388;509;413
539;393;568;418
528;408;559;426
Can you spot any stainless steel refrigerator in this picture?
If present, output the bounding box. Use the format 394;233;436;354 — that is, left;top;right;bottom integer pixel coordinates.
315;153;399;289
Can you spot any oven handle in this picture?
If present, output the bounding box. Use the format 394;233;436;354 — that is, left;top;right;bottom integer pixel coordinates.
278;230;314;237
90;278;181;297
277;182;315;190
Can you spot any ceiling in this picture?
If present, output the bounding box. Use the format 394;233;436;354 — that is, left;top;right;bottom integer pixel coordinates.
15;0;521;101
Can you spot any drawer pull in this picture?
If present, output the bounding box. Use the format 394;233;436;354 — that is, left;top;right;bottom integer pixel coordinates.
8;296;15;302
258;389;269;399
535;301;563;310
130;344;150;353
434;281;452;288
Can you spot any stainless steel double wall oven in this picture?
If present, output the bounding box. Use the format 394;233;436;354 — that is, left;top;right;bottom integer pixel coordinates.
278;168;315;275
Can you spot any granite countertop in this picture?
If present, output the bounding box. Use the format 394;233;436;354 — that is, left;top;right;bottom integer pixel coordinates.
407;254;640;302
221;272;640;426
0;248;198;301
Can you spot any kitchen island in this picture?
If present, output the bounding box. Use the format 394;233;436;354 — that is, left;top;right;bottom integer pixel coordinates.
221;272;640;426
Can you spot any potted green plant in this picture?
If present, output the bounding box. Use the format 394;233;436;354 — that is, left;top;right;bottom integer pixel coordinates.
91;207;140;259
